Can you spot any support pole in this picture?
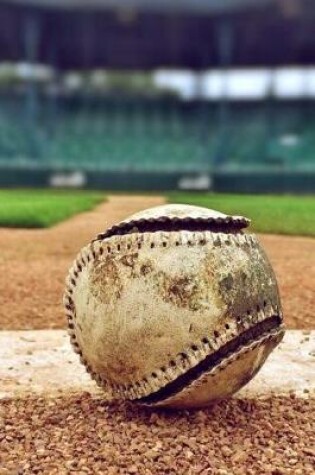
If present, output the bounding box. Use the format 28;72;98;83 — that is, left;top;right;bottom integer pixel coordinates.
214;19;233;167
195;69;209;171
24;11;41;159
46;31;59;161
264;69;276;166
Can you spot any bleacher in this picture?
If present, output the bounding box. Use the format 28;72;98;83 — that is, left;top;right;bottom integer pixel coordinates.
0;94;314;173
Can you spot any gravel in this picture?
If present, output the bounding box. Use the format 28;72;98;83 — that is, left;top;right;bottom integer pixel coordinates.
0;393;314;474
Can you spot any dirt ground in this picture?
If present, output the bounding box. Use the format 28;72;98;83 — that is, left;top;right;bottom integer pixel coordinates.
0;194;313;330
1;394;314;474
0;195;314;474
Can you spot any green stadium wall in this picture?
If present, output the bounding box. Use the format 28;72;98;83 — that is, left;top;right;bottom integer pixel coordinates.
0;166;314;193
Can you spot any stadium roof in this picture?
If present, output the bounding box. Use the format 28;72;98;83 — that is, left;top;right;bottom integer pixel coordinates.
1;0;315;70
2;0;276;14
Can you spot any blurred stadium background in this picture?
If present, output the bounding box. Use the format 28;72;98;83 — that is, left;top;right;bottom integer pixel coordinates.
0;0;315;193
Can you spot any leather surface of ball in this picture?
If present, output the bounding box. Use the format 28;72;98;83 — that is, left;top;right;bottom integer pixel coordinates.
64;204;285;408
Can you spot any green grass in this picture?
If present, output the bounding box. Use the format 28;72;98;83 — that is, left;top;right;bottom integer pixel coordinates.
168;193;315;237
0;189;105;228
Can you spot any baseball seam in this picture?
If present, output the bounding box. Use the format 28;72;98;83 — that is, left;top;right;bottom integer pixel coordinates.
141;327;283;406
94;214;250;242
64;230;283;401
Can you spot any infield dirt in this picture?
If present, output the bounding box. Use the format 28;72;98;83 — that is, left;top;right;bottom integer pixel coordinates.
0;195;314;475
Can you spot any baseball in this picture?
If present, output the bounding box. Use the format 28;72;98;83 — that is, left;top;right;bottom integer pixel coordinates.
64;204;285;408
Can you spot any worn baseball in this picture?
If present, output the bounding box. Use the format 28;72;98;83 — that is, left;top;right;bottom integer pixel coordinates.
64;204;285;408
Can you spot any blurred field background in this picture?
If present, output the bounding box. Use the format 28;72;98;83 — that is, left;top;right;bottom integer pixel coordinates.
0;1;315;195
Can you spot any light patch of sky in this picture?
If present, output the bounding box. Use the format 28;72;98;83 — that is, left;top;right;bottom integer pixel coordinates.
154;68;315;99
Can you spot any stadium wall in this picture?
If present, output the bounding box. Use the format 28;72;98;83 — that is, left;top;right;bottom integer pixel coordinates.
1;166;314;194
